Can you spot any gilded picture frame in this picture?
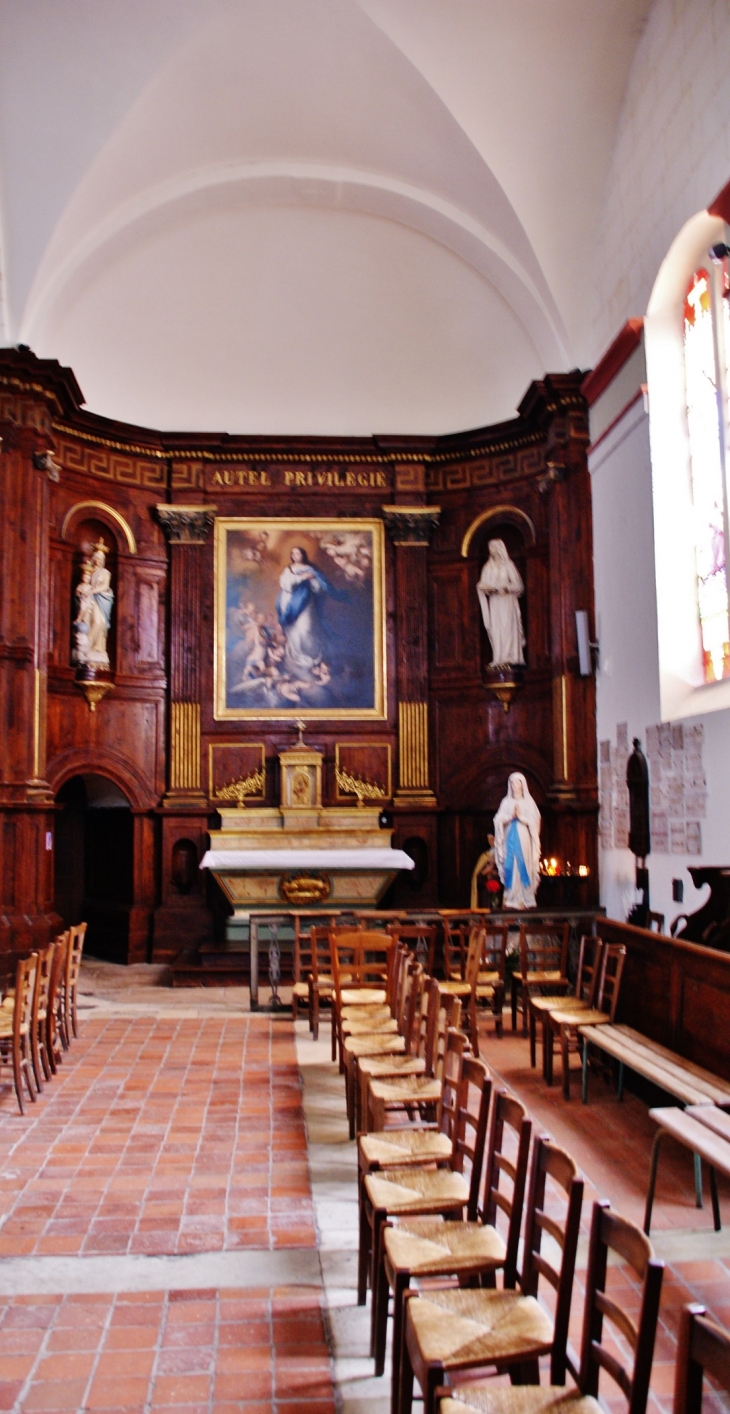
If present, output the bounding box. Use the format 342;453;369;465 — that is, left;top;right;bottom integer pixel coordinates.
214;517;386;719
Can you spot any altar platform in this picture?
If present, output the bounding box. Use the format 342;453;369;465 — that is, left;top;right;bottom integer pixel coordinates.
190;732;415;995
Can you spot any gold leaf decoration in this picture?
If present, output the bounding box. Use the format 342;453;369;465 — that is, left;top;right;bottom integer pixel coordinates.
335;767;387;807
215;768;265;807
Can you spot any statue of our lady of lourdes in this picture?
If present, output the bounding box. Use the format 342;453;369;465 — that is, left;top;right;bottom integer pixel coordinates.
73;539;114;671
476;539;525;666
493;772;541;909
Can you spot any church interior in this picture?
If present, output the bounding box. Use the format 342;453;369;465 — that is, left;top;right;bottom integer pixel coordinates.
2;2;730;1411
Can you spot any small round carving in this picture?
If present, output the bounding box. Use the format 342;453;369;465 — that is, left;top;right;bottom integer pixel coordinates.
279;872;331;905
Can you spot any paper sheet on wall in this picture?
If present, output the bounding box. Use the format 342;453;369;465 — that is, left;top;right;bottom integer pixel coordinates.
598;719;705;856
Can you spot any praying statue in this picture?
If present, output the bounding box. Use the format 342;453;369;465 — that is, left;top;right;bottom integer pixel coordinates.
493;772;541;909
73;539;114;670
476;539;525;666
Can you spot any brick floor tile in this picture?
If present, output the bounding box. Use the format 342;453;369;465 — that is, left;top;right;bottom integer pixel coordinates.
22;1379;90;1412
102;1324;159;1351
214;1372;273;1402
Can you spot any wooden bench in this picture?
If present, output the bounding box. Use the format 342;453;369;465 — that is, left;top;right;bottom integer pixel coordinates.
576;1022;730;1108
644;1105;730;1234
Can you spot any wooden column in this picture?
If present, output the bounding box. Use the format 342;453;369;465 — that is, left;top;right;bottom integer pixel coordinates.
527;376;598;878
153;504;216;963
0;421;61;959
382;505;440;808
156;505;216;807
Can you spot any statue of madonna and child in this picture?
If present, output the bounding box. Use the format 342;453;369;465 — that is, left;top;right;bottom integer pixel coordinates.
73;539;114;673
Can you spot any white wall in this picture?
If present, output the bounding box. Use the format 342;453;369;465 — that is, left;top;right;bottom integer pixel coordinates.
589;0;730;927
590;359;730;930
592;0;730;358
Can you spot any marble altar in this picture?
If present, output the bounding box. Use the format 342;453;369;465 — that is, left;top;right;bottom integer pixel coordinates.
201;732;414;910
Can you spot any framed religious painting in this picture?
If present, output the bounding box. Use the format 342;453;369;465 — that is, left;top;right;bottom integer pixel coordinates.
214;517;387;719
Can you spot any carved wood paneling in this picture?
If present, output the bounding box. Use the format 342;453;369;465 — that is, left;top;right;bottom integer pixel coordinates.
430;566;466;670
0;348;599;959
335;741;392;802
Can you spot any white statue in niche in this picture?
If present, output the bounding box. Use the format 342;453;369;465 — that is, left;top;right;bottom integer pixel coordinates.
493;772;541;909
476;539;525;666
73;539;114;670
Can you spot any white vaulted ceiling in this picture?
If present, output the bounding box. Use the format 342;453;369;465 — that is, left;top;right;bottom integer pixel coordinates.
0;0;651;434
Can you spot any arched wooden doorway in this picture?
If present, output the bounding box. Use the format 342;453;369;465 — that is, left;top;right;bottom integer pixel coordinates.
54;774;134;964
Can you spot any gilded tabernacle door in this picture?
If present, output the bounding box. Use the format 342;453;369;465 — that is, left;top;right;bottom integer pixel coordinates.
214;517;386;719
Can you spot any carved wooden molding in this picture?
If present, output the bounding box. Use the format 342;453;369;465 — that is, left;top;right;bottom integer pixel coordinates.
61;500;137;553
381;505;441;545
156;505;217;544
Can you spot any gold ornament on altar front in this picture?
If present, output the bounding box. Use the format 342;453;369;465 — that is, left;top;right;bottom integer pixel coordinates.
279;872;332;905
335;767;387;807
215;768;266;807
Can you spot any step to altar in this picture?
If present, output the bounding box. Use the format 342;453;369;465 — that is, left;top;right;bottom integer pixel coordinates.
171;926;296;990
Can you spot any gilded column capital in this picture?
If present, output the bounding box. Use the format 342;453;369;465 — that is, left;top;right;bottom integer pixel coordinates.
381;505;441;546
156;504;217;544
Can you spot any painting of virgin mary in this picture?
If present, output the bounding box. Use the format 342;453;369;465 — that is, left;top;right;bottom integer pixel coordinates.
215;518;386;719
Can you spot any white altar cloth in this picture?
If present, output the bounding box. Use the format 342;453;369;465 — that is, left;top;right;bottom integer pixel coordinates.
201;849;414;871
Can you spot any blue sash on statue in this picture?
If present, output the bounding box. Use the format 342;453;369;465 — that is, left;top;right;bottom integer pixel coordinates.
504;817;530;889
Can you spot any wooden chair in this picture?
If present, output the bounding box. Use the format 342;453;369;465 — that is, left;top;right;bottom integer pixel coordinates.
342;949;418;1065
398;1136;584;1414
354;967;432;1135
647;911;665;934
440;926;506;1053
378;1089;532;1399
364;992;462;1135
337;942;409;1138
528;934;603;1072
0;954;38;1113
438;1200;664;1414
47;932;69;1073
64;921;87;1042
512;921;570;1034
443;917;473;982
356;1021;467;1209
29;941;56;1091
291;915;319;1027
330;927;397;1061
307;923;355;1054
356;1026;468;1304
548;942;626;1099
389;922;438;975
674;1304;730;1414
361;1052;492;1358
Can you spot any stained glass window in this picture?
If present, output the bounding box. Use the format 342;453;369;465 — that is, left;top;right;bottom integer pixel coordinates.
683;262;730;682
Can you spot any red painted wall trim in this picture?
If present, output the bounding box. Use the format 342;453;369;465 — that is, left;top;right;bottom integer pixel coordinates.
709;175;730;224
581;318;644;407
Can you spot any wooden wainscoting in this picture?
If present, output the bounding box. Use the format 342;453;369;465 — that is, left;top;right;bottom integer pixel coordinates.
596;918;730;1082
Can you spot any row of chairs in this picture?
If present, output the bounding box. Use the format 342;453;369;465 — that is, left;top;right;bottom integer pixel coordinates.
525;934;627;1099
294;913;508;1048
0;923;86;1113
317;926;730;1414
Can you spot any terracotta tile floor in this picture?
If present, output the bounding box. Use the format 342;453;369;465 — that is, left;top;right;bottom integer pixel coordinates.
0;1288;334;1412
0;1010;333;1414
0;1017;315;1256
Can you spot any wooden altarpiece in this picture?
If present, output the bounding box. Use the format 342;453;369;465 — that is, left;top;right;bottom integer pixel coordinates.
0;347;597;967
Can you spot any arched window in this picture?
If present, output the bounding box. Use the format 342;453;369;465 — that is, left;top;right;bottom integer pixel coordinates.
645;210;730;721
683;259;730;682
